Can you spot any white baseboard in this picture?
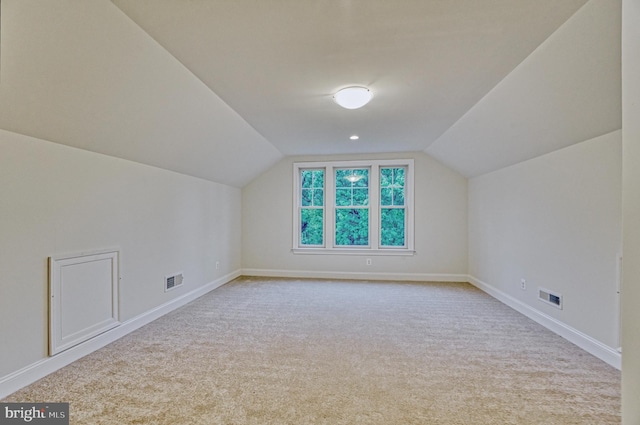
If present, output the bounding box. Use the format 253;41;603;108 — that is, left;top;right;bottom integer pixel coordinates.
3;270;618;399
242;268;468;282
0;270;241;399
467;275;621;370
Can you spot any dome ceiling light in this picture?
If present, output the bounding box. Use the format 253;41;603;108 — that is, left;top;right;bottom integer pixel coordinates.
333;86;372;109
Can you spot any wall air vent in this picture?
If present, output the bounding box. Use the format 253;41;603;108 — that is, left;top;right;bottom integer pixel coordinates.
165;272;184;292
538;287;562;309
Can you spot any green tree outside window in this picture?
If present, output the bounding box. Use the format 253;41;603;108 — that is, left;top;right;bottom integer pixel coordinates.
335;168;369;246
300;169;324;245
380;167;406;247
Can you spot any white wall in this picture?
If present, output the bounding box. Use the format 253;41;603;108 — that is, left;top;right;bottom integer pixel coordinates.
0;129;241;379
621;0;640;422
468;131;622;350
242;152;467;280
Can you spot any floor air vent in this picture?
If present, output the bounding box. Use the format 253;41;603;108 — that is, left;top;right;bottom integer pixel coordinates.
165;272;184;292
538;287;562;309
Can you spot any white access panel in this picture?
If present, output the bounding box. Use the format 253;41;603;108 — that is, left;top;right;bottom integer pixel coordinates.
49;250;120;355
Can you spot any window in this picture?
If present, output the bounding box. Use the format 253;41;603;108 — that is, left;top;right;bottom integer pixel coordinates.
335;168;369;246
293;159;414;255
299;169;324;246
380;166;406;247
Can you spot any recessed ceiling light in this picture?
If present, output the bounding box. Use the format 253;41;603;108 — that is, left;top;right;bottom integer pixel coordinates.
349;135;359;140
333;86;372;109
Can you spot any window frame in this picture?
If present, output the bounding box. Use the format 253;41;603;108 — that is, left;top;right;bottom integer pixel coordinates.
299;168;326;247
379;165;409;249
334;166;371;248
293;159;415;256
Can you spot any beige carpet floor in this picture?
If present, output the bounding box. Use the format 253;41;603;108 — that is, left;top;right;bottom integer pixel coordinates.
4;277;620;424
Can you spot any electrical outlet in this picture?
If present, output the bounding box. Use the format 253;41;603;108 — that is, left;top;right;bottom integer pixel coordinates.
366;258;372;266
520;279;526;290
216;261;220;270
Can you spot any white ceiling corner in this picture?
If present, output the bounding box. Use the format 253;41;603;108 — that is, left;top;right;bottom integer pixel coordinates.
425;0;622;177
0;0;283;187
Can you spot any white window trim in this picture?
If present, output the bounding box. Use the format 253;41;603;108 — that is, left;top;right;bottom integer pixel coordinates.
293;159;415;255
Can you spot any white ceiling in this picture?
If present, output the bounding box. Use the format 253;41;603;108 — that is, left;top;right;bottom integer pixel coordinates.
111;0;592;157
0;0;621;185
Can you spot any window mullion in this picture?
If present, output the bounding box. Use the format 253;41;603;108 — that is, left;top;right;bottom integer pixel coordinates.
406;162;414;251
370;165;380;249
326;166;335;248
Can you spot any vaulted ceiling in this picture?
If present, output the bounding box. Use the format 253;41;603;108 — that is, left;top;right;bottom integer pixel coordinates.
0;0;621;186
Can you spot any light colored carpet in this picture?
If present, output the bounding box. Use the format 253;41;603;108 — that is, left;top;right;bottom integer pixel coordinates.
4;277;620;424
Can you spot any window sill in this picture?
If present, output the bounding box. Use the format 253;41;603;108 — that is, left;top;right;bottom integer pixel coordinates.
291;248;416;256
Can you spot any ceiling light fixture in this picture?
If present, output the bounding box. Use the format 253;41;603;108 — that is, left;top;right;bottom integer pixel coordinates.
333;86;372;109
349;135;359;140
